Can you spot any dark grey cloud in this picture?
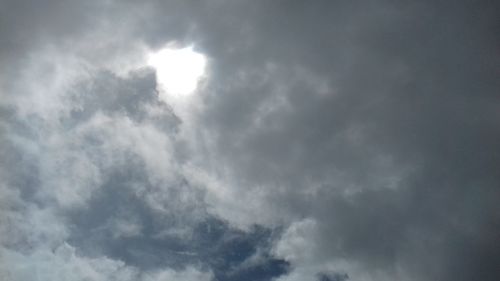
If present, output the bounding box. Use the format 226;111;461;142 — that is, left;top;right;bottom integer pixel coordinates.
178;1;500;280
1;0;499;281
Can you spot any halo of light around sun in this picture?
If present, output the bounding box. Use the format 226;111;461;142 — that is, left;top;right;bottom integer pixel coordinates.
147;47;206;96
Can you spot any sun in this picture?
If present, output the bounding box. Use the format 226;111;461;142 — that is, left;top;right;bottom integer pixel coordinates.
147;46;206;97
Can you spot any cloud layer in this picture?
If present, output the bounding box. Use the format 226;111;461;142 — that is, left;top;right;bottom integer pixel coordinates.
1;1;499;281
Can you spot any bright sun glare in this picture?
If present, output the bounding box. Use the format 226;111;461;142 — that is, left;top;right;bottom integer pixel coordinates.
147;47;206;96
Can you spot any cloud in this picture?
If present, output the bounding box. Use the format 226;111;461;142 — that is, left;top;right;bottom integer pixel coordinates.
174;1;500;280
1;0;499;281
2;243;212;281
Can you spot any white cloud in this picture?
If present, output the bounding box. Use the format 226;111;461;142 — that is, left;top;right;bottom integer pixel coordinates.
142;266;213;281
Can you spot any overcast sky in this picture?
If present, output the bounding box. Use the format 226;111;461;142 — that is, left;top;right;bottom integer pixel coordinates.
1;1;499;281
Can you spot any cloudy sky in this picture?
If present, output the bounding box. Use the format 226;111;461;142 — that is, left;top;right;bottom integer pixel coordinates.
1;1;499;281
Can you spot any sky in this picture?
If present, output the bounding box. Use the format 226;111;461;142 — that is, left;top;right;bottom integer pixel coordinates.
0;1;499;281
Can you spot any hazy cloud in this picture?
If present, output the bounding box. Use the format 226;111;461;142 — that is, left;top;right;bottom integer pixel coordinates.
1;0;499;281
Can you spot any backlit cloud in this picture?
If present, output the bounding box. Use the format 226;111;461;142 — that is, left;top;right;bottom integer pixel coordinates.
1;1;499;281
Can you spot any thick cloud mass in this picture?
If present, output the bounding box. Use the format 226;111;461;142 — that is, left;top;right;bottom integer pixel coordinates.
1;1;499;281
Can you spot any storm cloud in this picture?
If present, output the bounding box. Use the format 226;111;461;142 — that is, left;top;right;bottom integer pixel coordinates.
1;1;499;281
